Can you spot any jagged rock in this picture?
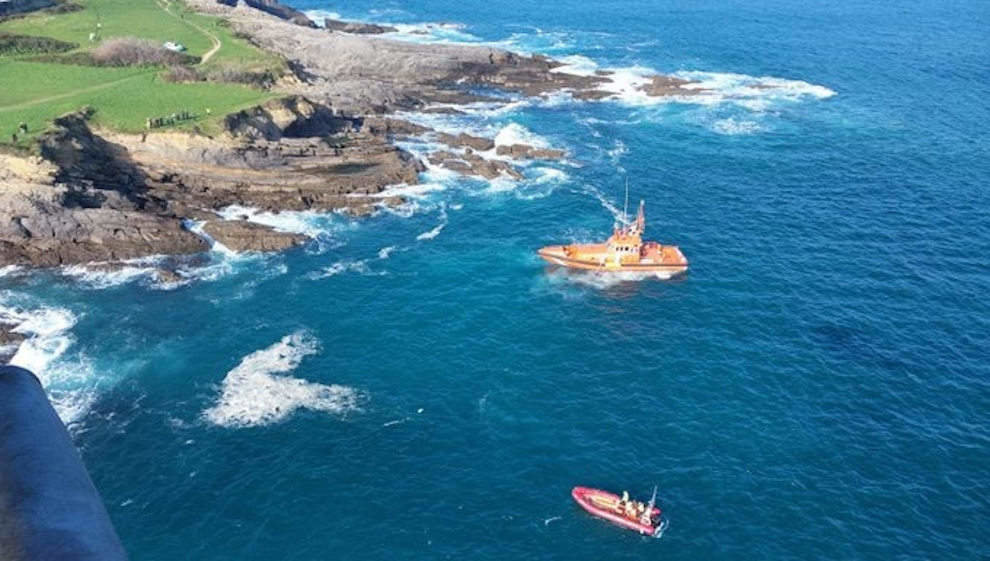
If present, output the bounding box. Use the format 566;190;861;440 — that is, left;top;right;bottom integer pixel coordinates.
436;132;494;152
154;268;183;284
224;96;354;140
360;117;432;137
323;18;396;34
421;107;466;115
495;143;566;160
202;220;306;252
428;150;523;180
638;75;702;97
190;0;702;115
0;325;25;364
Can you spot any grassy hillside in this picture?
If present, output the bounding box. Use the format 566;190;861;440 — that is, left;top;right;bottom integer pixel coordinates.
0;0;282;148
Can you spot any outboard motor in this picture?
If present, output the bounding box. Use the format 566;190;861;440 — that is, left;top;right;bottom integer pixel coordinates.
0;365;127;561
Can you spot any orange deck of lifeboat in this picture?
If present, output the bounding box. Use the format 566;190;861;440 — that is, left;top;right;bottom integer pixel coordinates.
537;200;688;275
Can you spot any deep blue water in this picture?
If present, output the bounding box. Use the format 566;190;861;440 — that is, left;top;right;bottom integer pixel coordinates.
2;0;989;559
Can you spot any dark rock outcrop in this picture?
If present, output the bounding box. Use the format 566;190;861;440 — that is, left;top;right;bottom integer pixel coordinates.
639;75;702;97
436;132;494;152
215;0;314;27
323;18;396;34
202;219;305;252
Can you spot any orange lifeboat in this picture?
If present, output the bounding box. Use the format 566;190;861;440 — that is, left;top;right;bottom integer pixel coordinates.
538;200;688;276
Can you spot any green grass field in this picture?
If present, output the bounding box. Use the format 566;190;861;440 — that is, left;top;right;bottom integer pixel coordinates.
0;0;283;148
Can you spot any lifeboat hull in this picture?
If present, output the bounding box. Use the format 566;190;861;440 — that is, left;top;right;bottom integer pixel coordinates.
571;486;662;536
538;246;688;275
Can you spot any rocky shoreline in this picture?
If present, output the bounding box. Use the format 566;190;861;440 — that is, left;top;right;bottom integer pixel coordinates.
0;0;706;275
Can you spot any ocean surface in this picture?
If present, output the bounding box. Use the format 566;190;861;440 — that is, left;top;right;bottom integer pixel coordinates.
2;0;989;559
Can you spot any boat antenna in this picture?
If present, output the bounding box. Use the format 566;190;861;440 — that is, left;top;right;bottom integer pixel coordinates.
647;485;658;513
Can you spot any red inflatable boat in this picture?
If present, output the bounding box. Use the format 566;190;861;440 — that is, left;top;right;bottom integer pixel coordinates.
572;486;667;537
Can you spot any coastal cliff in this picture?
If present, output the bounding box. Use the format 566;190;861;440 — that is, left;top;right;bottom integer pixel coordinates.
0;0;705;272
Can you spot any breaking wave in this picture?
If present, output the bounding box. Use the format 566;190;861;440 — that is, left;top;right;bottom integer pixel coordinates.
1;296;95;425
202;331;361;428
494;123;553;149
216;205;343;240
416;204;448;241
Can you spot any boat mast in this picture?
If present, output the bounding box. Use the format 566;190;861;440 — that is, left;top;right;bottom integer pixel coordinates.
647;485;658;515
623;177;630;227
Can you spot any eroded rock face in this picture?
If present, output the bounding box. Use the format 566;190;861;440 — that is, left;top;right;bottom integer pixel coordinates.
0;99;426;268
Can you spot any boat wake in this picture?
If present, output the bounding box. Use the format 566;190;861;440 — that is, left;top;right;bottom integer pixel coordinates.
544;267;681;292
202;331;362;428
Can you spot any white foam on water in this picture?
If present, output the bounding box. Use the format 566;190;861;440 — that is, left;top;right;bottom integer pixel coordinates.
378;246;398;259
494;123;552;148
677;71;837;99
6;306;76;374
178;219;298;282
599;65;671;106
547;57;836;109
216;205;340;240
61;262;158;289
371;182;447;199
384;22;482;45
183;219;237;257
711;117;763;135
309;259;380;279
531;167;569;184
416;204;448;241
202;331;361;428
303;9;343;24
550;54;600;77
0;265;23;277
546;268;679;291
1;299;95;425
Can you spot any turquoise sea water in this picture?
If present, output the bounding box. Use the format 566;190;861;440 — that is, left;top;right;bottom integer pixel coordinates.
2;0;989;559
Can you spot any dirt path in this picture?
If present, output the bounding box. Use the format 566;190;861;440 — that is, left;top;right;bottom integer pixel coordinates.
158;0;222;64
